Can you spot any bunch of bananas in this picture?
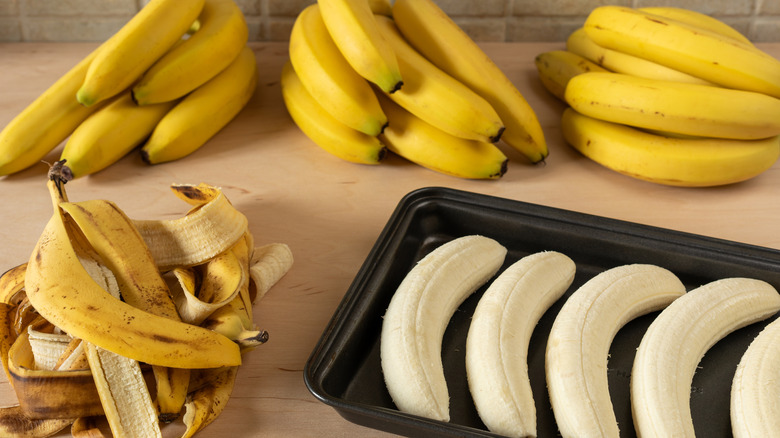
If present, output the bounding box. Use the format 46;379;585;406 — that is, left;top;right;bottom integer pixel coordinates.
0;0;257;179
282;0;547;180
0;161;293;437
535;6;780;187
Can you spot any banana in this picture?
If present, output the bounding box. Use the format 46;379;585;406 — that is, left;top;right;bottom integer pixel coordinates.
140;45;257;164
317;0;403;93
368;0;392;16
560;108;780;187
248;243;294;302
377;93;508;180
24;175;242;369
132;0;248;105
70;416;104;438
565;71;780;140
0;46;106;176
76;0;205;106
392;0;547;163
374;15;505;143
566;28;714;85
280;60;388;164
546;264;686;438
534;50;608;102
380;235;507;421
132;183;249;271
631;278;780;438
466;251;576;438
289;4;387;137
59;91;178;178
583;6;780;98
638;6;752;45
84;342;161;438
731;317;780;438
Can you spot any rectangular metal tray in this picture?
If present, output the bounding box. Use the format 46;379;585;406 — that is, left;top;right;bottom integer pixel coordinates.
304;186;780;437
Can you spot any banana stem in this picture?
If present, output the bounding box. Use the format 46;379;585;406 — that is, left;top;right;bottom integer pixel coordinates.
46;159;73;205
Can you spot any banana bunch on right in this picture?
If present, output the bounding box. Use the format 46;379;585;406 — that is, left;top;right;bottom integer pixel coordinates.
535;6;780;187
282;0;547;180
379;234;780;438
0;161;293;437
0;0;258;179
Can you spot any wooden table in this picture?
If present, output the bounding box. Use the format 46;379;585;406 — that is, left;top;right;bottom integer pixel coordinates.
2;42;780;437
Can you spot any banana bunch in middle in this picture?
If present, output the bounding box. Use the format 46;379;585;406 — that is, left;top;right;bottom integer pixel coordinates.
282;0;548;180
534;6;780;187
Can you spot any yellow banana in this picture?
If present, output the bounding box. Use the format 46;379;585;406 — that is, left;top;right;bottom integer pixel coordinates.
565;72;780;140
377;93;508;180
392;0;547;163
0;263;26;304
368;0;392;16
140;45;257;164
631;278;780;438
317;0;403;93
560;107;780;187
0;302;15;381
77;0;205;106
59;91;177;178
0;47;105;176
132;0;249;105
583;6;780;98
24;175;242;369
534;50;608;102
289;4;387;136
638;6;752;45
566;27;713;86
281;61;387;164
375;15;505;143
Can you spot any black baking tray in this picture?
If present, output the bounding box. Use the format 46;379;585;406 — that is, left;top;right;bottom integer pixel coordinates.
303;186;780;437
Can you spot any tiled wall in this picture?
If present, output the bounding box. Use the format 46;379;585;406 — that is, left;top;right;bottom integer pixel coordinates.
2;0;780;43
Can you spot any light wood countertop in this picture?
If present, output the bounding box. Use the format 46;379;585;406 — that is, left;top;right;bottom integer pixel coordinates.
2;42;780;437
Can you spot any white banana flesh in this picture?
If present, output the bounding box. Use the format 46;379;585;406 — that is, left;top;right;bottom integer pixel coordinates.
546;264;686;438
731;316;780;438
380;235;507;421
466;251;575;438
631;277;780;438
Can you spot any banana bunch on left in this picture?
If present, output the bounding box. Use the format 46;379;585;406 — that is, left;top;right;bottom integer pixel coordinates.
282;0;547;180
0;161;293;437
0;0;257;179
535;6;780;187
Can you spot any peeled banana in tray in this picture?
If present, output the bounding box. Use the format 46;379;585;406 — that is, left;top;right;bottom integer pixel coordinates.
380;235;780;438
0;0;257;178
0;160;293;437
283;0;547;180
535;6;780;187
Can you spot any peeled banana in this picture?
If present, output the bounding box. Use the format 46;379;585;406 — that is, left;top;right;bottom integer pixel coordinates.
560;107;780;187
546;264;686;438
631;278;780;437
380;235;507;421
466;251;575;437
